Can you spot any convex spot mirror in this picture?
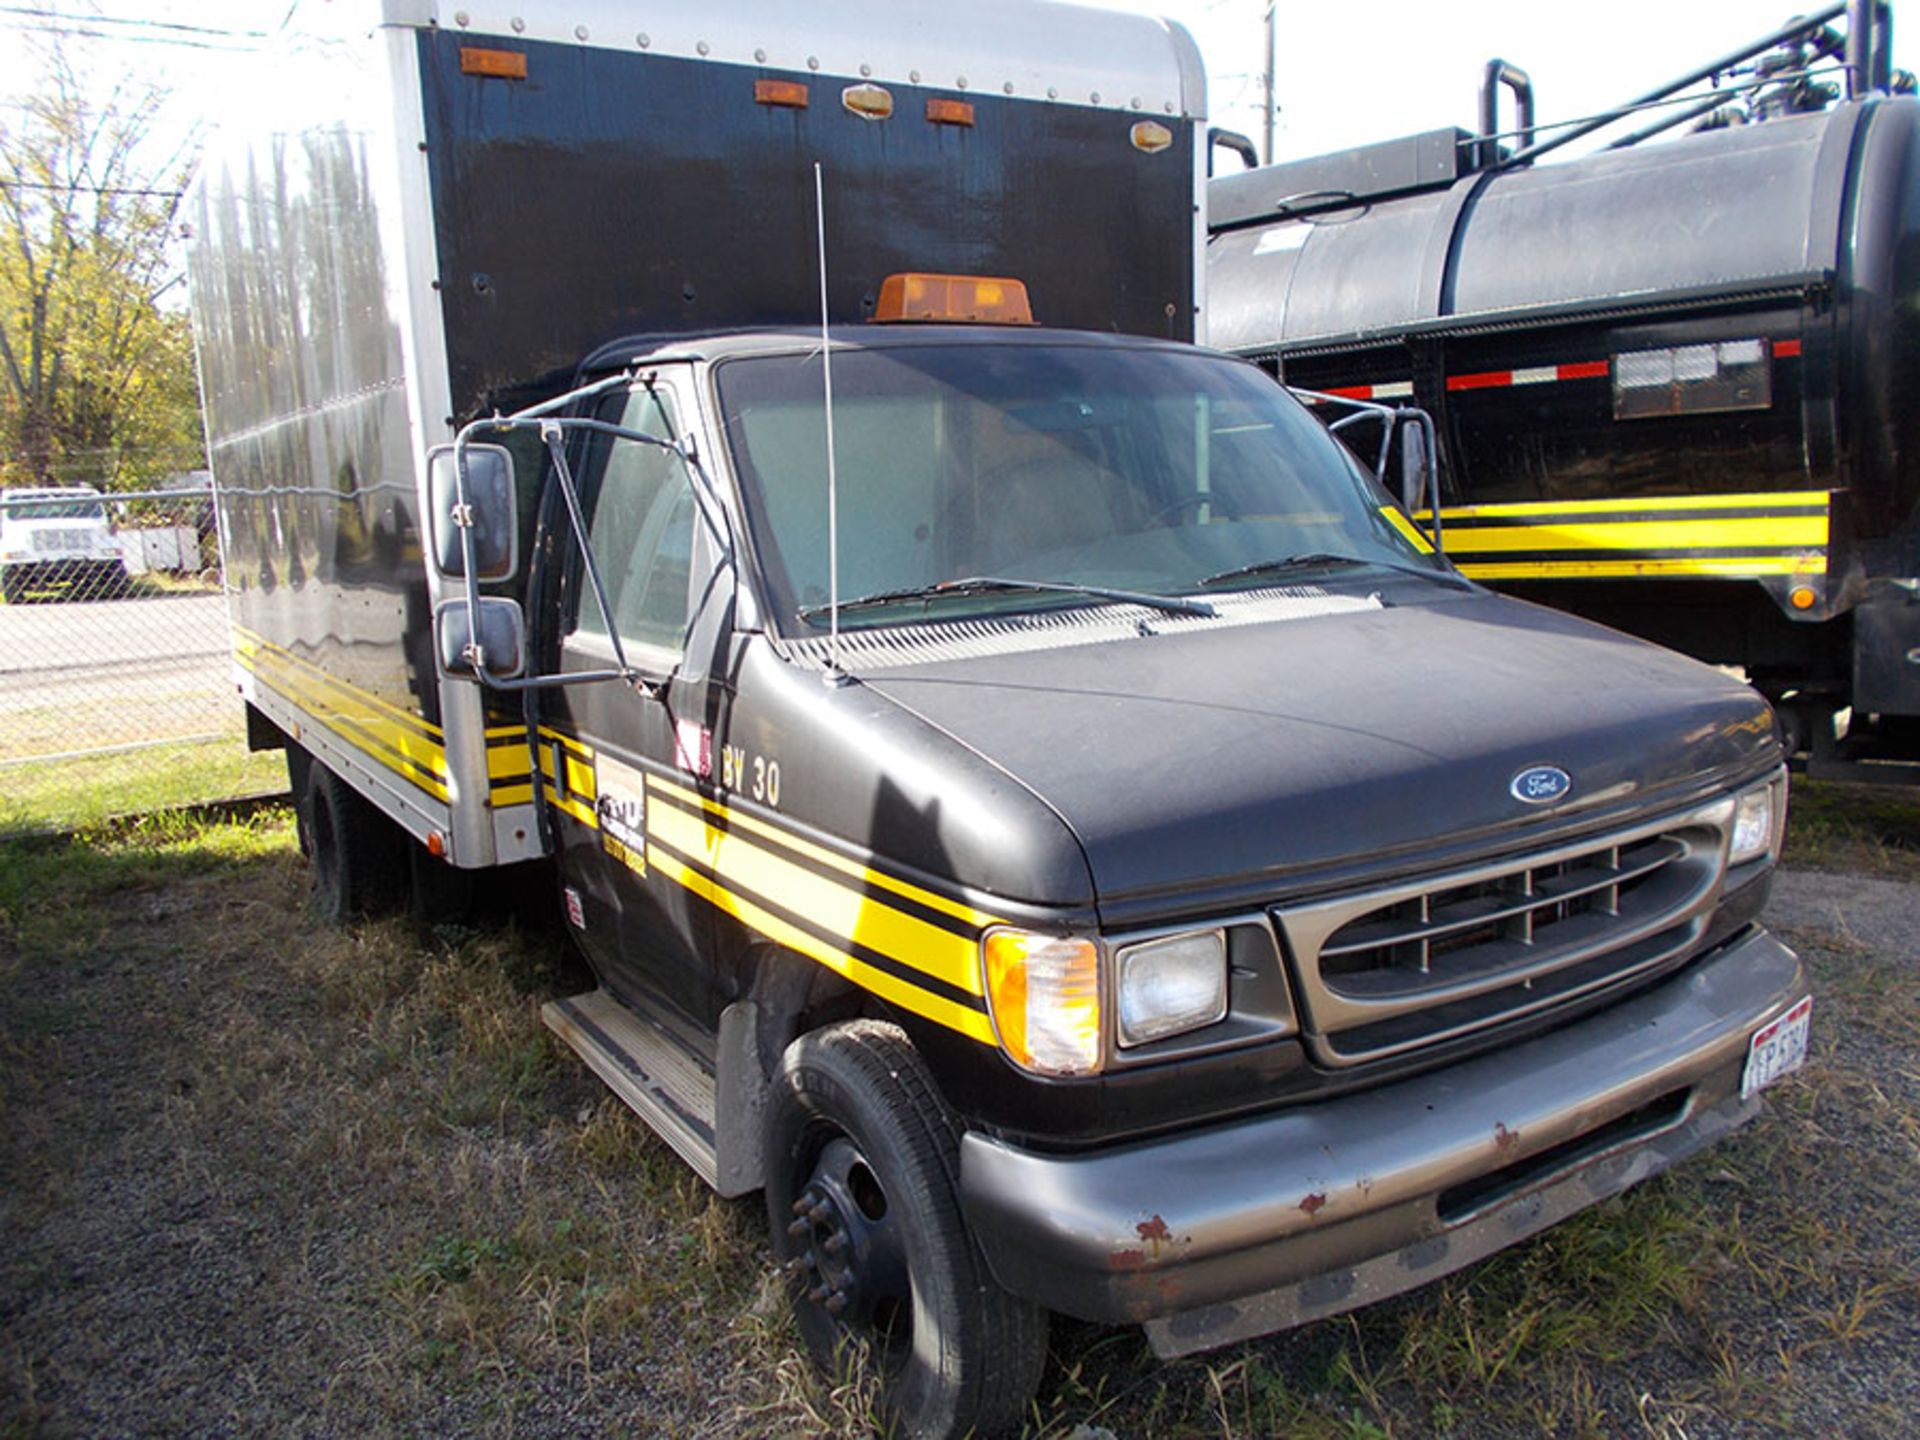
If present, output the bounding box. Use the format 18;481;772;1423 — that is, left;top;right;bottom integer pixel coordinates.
1397;411;1434;516
436;597;527;681
427;442;518;582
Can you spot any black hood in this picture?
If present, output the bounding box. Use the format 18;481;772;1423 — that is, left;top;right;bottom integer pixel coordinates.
859;592;1777;921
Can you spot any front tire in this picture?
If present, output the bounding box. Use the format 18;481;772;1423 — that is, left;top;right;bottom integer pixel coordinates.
765;1020;1047;1440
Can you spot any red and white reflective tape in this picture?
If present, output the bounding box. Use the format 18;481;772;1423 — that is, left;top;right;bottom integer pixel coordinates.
1315;380;1415;402
1447;359;1609;392
1307;339;1803;404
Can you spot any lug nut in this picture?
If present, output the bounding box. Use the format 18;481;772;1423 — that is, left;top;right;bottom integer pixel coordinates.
786;1216;810;1238
821;1232;847;1255
824;1289;850;1315
806;1283;831;1303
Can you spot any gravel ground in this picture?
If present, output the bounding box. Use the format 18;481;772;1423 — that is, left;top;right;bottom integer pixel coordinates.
1;832;1916;1438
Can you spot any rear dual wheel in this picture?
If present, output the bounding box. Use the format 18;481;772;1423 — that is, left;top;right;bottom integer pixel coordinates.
766;1021;1047;1439
303;762;407;923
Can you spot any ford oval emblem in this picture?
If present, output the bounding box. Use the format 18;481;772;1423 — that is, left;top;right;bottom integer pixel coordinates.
1510;765;1572;805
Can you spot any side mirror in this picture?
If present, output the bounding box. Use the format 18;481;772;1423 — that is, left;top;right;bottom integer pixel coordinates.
1397;412;1434;515
435;597;527;681
427;442;518;582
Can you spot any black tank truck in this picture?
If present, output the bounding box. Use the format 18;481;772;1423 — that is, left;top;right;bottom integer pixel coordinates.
189;2;1810;1436
1208;0;1920;779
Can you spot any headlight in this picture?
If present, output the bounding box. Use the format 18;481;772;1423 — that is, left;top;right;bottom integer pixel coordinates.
1729;773;1786;866
1116;930;1228;1047
982;929;1101;1076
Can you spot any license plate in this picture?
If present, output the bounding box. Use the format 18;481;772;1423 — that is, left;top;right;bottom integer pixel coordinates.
1741;994;1812;1099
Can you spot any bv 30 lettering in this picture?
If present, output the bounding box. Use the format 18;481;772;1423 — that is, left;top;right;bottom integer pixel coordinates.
721;744;782;808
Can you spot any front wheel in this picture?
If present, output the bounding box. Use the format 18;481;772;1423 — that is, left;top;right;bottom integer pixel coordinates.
765;1021;1047;1440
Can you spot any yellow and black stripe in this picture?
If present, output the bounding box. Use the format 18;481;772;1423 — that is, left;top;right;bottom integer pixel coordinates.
234;624;534;806
646;775;1003;1045
1416;491;1831;582
542;729;1004;1046
536;725;599;826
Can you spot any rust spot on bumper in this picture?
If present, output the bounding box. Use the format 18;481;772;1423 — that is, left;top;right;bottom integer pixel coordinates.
1299;1191;1327;1217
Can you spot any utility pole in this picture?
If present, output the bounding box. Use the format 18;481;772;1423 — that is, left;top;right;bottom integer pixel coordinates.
1263;1;1277;164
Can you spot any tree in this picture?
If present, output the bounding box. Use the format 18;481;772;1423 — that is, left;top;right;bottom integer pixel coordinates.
0;42;202;490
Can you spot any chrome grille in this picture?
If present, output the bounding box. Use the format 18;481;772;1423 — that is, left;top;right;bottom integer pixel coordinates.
1274;801;1733;1066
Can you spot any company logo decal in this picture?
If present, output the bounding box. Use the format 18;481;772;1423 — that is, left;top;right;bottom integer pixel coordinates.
1510;765;1572;805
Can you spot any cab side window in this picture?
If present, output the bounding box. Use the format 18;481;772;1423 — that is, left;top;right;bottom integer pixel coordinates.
573;389;696;657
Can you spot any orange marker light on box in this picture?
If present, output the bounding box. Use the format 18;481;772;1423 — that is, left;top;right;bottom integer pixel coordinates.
927;98;976;126
754;79;810;108
460;47;527;80
873;272;1036;325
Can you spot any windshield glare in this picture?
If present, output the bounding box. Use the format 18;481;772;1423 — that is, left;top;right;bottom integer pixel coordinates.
716;342;1438;632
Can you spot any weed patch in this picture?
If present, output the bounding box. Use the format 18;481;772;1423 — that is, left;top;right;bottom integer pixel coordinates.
2;815;1916;1437
1784;777;1920;879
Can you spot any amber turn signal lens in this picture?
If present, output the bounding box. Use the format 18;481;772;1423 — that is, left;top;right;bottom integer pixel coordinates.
1789;585;1818;611
982;930;1101;1076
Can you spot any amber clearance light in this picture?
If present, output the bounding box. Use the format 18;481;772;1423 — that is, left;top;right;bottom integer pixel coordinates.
460;46;528;80
873;272;1035;325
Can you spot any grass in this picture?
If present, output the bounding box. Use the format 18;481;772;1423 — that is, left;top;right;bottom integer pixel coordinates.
1;807;1915;1437
0;737;286;836
1782;775;1920;879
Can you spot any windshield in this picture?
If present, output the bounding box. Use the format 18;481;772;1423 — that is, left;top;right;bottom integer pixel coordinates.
3;495;106;522
716;341;1444;634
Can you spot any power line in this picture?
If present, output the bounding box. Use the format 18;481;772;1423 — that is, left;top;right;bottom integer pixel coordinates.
1;20;263;51
1;177;184;199
0;5;267;38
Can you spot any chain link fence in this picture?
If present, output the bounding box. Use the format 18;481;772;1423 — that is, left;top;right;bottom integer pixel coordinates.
0;484;287;836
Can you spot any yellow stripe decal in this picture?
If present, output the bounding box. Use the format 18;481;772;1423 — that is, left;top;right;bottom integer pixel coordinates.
1399;491;1833;581
237;646;450;801
233;624;444;740
538;725;595;759
1423;489;1832;521
1379;505;1436;555
487;740;533;781
233;624;533;806
649;774;1004;931
647;846;998;1046
543;784;599;828
1435;516;1827;555
1458;556;1826;580
647;797;984;998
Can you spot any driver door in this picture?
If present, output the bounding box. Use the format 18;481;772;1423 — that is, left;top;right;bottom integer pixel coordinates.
539;371;728;1029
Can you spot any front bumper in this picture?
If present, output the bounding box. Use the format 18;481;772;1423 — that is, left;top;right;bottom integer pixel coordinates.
959;925;1806;1357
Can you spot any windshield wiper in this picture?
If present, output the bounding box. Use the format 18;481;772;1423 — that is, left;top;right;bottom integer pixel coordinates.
797;575;1216;624
1199;552;1473;591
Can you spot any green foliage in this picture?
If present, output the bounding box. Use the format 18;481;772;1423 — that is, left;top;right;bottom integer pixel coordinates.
0;42;203;489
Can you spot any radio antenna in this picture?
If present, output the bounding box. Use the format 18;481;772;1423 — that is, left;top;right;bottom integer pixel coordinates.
815;162;847;684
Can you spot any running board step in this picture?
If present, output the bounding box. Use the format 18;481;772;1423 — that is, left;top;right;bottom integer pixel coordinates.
543;990;719;1189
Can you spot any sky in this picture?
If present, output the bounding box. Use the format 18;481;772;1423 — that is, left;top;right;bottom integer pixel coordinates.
1;1;1912;173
